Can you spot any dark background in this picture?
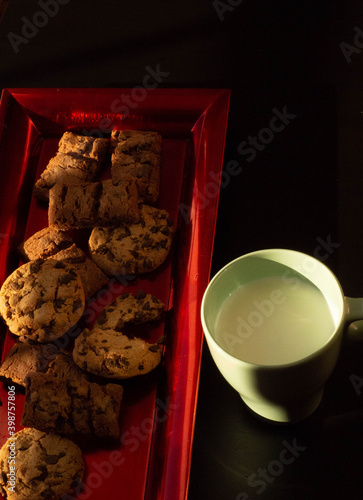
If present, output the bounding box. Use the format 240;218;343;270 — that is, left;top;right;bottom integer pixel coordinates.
1;1;363;499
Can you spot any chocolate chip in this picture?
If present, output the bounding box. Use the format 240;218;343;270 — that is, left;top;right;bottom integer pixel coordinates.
59;273;76;285
72;299;83;313
134;311;146;323
55;298;65;309
11;281;24;291
36;464;49;481
136;290;146;300
116;227;131;240
45;455;59;465
117;358;129;367
96;312;107;325
67;256;85;264
142;235;154;248
160;226;170;236
106;250;115;262
148;344;160;353
30;263;41;273
42;319;55;336
54;261;66;269
36;299;44;309
143;258;153;269
97;244;110;255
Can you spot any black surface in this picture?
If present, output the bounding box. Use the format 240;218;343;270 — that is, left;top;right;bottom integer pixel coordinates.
1;1;363;499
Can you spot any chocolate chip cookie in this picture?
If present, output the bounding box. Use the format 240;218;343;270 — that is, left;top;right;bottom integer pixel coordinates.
0;427;84;500
73;327;162;379
0;259;85;343
95;290;164;331
33;153;102;202
110;130;162;204
88;204;173;275
18;226;73;261
48;178;140;230
58;131;109;161
19;228;109;299
43;350;88;380
21;365;124;439
0;342;51;386
34;131;109;201
51;244;109;299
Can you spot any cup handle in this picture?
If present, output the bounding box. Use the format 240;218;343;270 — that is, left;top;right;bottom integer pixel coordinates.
345;296;363;322
344;297;363;342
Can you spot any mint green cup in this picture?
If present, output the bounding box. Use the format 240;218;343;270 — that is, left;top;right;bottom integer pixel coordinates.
201;249;363;423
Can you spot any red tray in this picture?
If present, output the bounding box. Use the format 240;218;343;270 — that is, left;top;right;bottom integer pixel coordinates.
0;88;230;500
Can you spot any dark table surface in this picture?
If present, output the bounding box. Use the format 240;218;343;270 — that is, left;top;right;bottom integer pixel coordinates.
1;1;363;499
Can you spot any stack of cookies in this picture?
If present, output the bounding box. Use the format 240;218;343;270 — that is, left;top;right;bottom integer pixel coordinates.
0;129;174;499
34;131;109;202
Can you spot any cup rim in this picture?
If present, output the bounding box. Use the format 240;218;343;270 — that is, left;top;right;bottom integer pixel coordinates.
201;248;346;369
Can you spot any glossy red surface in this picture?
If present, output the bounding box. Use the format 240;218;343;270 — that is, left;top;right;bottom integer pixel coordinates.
0;88;230;500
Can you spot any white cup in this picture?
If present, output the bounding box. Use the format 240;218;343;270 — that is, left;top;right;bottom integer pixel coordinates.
201;249;363;423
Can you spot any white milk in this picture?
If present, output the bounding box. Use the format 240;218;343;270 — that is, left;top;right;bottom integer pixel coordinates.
214;276;336;365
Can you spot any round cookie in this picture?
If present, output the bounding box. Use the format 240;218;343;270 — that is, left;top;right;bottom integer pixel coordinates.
0;427;84;500
0;259;85;343
94;290;165;331
73;327;162;379
88;204;173;275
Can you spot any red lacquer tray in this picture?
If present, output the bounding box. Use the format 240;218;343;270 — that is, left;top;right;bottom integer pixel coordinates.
0;88;230;500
